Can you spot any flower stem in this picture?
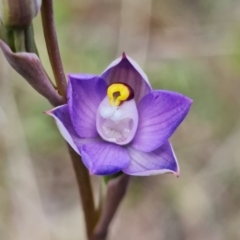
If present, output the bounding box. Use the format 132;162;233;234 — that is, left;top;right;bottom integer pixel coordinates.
68;146;98;239
40;1;98;237
91;174;130;240
40;0;67;98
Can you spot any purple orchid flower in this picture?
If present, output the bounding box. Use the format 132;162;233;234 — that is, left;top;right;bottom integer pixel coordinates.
46;53;192;176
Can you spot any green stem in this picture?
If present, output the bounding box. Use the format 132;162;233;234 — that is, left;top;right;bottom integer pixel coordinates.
0;23;15;51
40;0;67;98
68;146;98;239
13;28;26;52
25;24;39;56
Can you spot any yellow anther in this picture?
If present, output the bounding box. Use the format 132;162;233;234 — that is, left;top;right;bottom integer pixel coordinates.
107;83;132;106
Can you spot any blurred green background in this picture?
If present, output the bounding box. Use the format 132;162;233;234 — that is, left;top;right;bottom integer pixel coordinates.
1;0;240;239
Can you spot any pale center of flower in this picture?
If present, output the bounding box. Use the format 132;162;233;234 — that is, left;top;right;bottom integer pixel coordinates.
96;83;138;145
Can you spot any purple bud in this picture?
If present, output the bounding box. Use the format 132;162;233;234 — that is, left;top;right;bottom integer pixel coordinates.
0;0;42;27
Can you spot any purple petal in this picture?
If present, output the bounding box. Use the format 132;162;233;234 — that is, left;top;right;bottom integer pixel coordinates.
67;73;97;80
67;74;107;138
101;53;151;103
123;141;179;176
81;142;131;175
46;105;99;154
131;90;192;152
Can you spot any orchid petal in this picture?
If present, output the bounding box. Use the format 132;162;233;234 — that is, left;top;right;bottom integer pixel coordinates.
123;141;179;176
67;74;107;138
101;53;151;103
131;90;192;152
81;142;130;175
46;105;98;154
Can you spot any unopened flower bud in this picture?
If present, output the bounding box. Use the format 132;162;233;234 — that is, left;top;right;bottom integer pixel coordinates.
0;0;42;27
